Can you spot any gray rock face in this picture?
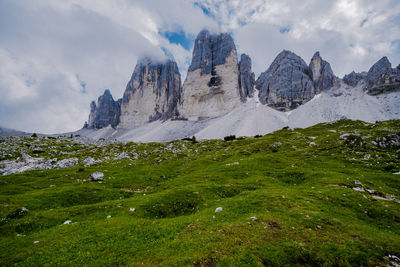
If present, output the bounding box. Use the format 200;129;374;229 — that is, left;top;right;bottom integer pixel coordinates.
256;50;315;111
188;29;236;75
365;57;400;95
366;56;392;88
118;57;182;128
309;52;337;92
178;30;241;119
87;90;121;129
238;53;255;101
343;71;365;87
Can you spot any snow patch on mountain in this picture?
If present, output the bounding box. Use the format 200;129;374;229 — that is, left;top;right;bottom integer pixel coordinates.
76;83;400;142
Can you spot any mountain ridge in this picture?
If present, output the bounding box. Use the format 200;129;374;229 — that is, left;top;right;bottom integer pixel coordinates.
82;29;400;140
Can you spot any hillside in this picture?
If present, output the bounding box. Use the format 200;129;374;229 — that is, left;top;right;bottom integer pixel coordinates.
76;82;400;142
1;119;400;266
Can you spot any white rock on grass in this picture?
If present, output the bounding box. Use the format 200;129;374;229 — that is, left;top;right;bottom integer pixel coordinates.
89;172;104;181
82;157;97;166
117;152;130;159
54;158;78;168
215;207;223;213
353;187;365;192
107;215;111;218
354;180;362;185
63;220;72;225
250;216;257;221
129;208;135;212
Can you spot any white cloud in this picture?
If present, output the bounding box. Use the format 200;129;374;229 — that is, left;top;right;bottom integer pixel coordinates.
0;0;399;133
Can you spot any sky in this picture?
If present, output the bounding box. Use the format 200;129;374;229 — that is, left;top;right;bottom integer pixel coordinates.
0;0;399;134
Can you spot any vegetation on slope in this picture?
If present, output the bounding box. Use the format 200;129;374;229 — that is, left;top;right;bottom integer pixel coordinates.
0;119;399;266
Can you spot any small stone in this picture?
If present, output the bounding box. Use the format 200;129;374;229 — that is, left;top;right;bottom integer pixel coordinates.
353;187;365;192
33;241;39;244
354;180;361;185
129;208;135;212
250;216;257;221
107;215;111;218
215;207;223;213
63;220;72;224
89;172;104;181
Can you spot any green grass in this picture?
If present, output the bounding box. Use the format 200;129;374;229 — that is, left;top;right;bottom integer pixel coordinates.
0;119;399;266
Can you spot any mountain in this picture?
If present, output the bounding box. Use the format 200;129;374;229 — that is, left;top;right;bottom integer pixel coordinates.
309;51;338;92
177;30;242;120
86;89;121;129
0;126;31;137
343;56;400;94
365;57;400;95
256;50;316;111
118;57;181;128
238;53;255;101
81;29;400;141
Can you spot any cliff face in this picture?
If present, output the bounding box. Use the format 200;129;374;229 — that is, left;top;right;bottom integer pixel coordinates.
343;71;365;87
118;57;181;128
177;30;242;120
255;50;339;111
238;53;255;101
87;89;121;129
256;50;316;111
342;57;400;95
309;52;337;92
365;57;400;95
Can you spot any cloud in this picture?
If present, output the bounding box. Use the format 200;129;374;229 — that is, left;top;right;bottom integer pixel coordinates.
0;0;399;133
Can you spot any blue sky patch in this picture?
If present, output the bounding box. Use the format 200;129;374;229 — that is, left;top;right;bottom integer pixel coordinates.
360;18;368;27
280;27;290;34
76;74;87;94
160;30;194;51
194;2;215;19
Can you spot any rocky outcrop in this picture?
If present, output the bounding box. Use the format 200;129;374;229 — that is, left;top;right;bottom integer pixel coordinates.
256;50;316;111
309;52;337;92
118;57;181;128
87;90;121;129
178;30;242;120
343;71;365;87
365;57;400;95
238;53;255;101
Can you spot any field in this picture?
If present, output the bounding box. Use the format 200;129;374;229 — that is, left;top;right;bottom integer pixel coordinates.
1;119;399;266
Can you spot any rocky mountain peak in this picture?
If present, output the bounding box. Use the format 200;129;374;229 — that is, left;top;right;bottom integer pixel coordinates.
366;56;392;87
87;89;121;129
309;51;337;92
188;29;236;76
366;56;400;95
238;53;255;101
343;71;365;87
256;50;315;111
118;56;182;128
178;30;241;120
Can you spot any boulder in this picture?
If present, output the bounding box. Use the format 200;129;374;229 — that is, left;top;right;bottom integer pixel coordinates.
89;172;104;181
